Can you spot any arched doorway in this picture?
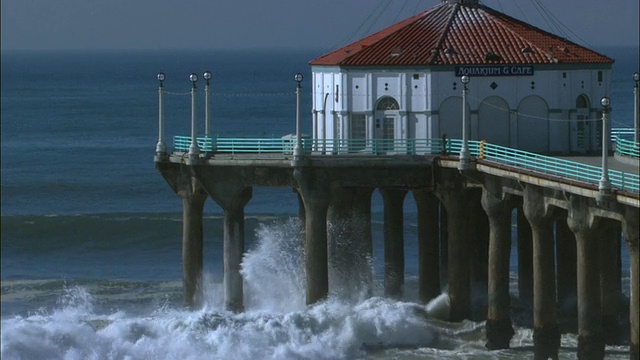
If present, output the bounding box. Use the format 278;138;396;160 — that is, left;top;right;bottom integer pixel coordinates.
375;96;399;152
517;96;549;153
478;96;510;146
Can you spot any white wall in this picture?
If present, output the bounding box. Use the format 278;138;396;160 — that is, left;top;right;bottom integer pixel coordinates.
311;65;611;154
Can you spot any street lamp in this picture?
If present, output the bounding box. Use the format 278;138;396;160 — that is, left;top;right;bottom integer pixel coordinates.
458;75;472;170
598;96;611;193
293;73;304;162
155;72;167;157
203;71;212;139
634;72;639;143
189;73;200;159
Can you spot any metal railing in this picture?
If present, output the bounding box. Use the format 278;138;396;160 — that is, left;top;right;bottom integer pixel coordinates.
615;136;640;158
475;140;639;193
172;134;639;193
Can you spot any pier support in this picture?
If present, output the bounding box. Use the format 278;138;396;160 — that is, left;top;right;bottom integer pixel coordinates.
294;169;331;305
412;189;441;303
156;163;208;309
481;188;515;350
435;170;472;322
181;187;207;309
566;195;604;359
469;189;489;321
380;188;407;299
555;213;577;333
600;224;623;345
621;207;639;360
517;207;534;308
522;185;560;360
328;187;374;299
198;177;253;313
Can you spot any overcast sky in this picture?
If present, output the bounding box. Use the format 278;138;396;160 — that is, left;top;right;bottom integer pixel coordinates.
2;0;638;52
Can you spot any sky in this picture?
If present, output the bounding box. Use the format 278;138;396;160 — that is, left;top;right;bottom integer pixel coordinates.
1;0;638;52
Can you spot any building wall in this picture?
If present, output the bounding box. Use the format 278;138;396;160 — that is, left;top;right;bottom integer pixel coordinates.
311;65;611;154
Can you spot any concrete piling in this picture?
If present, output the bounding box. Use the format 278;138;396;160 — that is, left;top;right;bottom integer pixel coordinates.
380;188;407;299
435;171;472;322
523;185;560;360
481;188;515;350
294;169;331;305
412;189;441;303
517;207;534;308
622;208;639;360
181;190;207;309
220;187;252;312
328;187;374;299
555;213;577;332
600;224;623;345
567;195;604;359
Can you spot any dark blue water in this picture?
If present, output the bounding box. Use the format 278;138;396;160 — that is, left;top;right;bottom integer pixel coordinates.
1;47;636;359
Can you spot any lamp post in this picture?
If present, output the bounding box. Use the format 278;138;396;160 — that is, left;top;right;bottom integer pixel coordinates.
294;73;304;161
458;75;471;170
599;96;611;193
155;72;167;157
634;72;639;143
189;73;200;159
203;71;212;138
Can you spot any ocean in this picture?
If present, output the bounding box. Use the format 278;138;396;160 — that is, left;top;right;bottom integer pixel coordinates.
1;47;637;359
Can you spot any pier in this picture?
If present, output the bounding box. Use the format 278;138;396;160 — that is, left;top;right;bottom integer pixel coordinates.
156;118;639;359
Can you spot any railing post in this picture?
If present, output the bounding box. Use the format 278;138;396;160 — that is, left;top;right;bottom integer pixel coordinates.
188;73;200;160
155;72;167;158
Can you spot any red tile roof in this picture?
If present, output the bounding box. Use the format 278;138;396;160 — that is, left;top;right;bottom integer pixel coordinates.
309;2;613;67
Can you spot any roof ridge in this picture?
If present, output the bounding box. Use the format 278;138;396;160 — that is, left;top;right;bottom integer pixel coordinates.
428;3;460;64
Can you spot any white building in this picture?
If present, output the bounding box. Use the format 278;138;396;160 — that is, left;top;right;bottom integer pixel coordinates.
309;0;613;155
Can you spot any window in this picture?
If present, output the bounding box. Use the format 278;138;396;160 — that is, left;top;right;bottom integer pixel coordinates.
376;97;399;110
350;114;367;151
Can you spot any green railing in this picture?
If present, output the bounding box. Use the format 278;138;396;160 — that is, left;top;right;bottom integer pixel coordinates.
611;128;635;138
615;136;640;158
172;135;639;193
475;140;639;193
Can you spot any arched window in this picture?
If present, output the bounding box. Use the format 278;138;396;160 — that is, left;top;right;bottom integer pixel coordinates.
376;97;399;110
576;95;589;108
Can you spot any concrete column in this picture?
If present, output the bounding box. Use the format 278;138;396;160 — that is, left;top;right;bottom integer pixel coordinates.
200;179;253;312
555;214;577;332
221;187;252;312
600;224;623;345
294;169;331;305
380;188;407;299
481;189;515;350
412;189;441;303
435;176;472;322
621;207;639;360
440;205;449;287
469;190;489;321
522;185;560;360
295;188;306;226
156;163;208;310
353;188;374;297
181;188;208;309
566;195;604;359
327;187;373;300
517;207;534;307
